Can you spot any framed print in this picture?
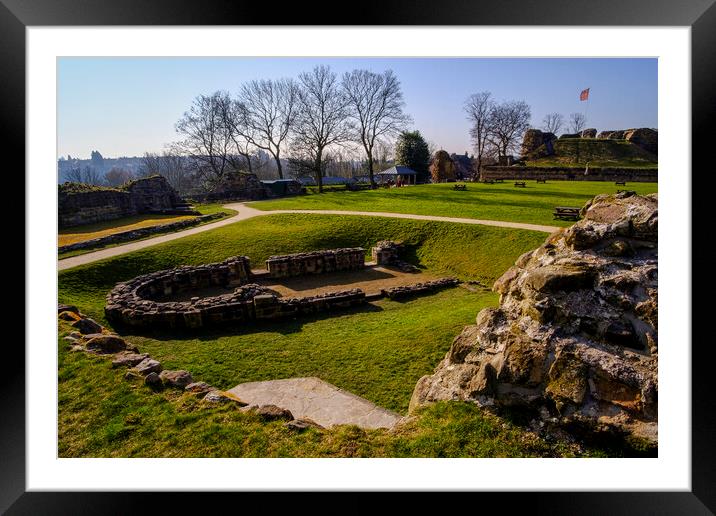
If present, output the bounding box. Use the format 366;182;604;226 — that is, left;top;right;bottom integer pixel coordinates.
5;0;716;512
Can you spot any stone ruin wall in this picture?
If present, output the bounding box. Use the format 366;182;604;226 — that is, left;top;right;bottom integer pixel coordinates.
104;244;460;331
105;253;368;331
59;175;193;228
59;189;137;228
481;166;657;183
265;248;365;278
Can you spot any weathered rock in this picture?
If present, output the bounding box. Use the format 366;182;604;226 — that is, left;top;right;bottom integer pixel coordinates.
580;128;597;138
133;358;162;376
623;127;658;155
202;390;247;406
159;370;194;389
411;193;658;445
71;317;103;335
254;404;294;421
85;334;127;354
144;372;162;387
185;381;213;393
58;303;79;314
111;351;150;368
58;311;81;322
284;418;324;432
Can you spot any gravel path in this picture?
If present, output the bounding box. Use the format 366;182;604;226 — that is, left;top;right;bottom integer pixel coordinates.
58;202;559;271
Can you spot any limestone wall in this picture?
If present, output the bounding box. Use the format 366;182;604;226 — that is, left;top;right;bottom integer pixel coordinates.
266;248;365;278
482;166;657;182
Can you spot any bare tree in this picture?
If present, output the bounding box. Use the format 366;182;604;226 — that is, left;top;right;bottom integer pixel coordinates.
488;100;532;158
464;92;495;180
65;165;105;185
174;91;234;192
569;112;587;134
232;78;298;179
542;112;564;135
292;65;350;193
342;69;411;187
104;167;134;187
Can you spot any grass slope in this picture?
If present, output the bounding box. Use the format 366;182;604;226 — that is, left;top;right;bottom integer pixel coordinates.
59;325;585;458
59;214;646;457
248;182;658;226
57;203;238;258
58;213;546;320
526;138;658;168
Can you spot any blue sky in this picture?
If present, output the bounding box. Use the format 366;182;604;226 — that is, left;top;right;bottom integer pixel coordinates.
57;57;657;159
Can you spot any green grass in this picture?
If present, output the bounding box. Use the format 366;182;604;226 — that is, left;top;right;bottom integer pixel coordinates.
527;138;658;168
247;182;658;227
58;213;546;320
58;213;648;457
57;203;238;259
59;323;592;458
128;288;496;413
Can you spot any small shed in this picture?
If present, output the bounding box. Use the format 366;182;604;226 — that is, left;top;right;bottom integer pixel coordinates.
375;166;418;185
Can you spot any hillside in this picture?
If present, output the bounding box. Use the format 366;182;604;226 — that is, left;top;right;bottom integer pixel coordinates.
526;138;658;169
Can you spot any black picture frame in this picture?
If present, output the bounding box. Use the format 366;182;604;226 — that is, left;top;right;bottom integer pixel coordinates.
5;0;715;512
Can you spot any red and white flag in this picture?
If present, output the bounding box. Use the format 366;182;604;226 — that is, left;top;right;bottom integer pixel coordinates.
580;88;590;101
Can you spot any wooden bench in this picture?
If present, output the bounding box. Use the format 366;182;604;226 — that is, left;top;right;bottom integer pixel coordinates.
553;206;581;221
615;181;627;186
453;184;467;191
536;179;547;183
514;181;526;187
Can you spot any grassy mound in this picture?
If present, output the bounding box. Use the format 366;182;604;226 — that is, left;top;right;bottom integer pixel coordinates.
526;139;658;168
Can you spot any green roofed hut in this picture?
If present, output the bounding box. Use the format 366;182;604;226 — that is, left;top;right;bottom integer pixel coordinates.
375;166;418;185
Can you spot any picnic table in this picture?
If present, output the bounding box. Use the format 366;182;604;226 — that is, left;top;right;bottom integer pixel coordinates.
553;206;581;221
494;178;504;183
453;184;467;191
615;181;627;186
514;181;526;187
483;179;495;184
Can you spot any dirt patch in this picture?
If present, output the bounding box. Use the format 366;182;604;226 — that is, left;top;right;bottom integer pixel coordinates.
157;265;439;302
254;266;439;297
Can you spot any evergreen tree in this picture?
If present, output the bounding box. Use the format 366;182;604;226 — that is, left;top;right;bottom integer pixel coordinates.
394;130;430;183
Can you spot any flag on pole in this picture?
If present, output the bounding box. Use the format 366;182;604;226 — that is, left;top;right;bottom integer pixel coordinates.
580;88;590;101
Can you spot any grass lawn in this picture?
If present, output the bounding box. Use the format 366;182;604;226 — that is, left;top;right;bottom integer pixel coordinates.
58;214;651;457
57;203;238;257
59;323;592;458
58;213;547;319
247;181;658;227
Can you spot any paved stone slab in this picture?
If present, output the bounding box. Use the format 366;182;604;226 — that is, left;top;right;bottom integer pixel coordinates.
227;377;402;430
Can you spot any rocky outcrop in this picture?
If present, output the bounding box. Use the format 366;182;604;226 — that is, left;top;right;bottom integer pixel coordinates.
580;128;597;138
624;128;658;155
521;130;557;159
411;192;658;445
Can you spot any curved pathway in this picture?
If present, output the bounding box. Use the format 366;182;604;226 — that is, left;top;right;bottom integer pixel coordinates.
58;202;560;271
